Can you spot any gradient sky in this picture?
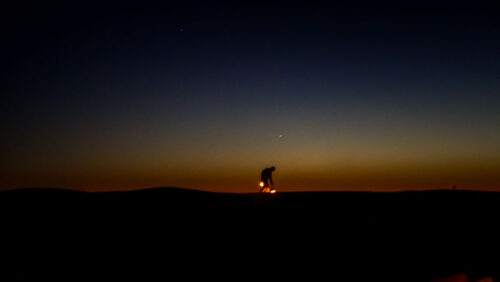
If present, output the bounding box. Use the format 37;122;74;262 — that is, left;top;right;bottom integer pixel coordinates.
2;1;500;192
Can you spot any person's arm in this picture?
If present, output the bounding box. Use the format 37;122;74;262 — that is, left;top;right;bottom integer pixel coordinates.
270;175;274;186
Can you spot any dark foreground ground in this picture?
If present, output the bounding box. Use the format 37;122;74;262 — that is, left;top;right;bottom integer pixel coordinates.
2;188;499;281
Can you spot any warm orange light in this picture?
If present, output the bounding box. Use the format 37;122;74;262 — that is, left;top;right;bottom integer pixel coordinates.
259;182;264;187
270;189;276;194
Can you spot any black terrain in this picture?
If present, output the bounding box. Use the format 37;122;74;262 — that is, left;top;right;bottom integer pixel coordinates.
2;188;499;281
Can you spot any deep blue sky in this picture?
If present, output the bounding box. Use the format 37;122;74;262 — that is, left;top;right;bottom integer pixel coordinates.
2;1;500;191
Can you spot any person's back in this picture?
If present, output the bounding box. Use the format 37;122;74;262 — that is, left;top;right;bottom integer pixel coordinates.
260;168;271;182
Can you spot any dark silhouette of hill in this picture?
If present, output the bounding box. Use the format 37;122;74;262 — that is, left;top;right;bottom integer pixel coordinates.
2;187;499;281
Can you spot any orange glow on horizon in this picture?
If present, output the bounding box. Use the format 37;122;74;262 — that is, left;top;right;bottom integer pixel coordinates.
1;158;500;193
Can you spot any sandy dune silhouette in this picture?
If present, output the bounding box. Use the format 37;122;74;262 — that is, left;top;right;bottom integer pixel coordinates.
2;188;498;281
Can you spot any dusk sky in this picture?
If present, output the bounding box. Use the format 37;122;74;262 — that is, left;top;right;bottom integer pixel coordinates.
2;1;499;192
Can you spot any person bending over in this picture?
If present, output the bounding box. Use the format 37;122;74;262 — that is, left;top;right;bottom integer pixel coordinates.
259;166;275;193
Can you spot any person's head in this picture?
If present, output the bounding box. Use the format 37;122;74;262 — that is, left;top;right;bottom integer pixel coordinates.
270;166;275;171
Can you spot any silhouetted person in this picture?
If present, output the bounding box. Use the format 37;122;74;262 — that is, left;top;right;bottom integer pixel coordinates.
259;166;275;193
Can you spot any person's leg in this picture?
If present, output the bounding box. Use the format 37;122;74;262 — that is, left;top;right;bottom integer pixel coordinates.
260;180;269;193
